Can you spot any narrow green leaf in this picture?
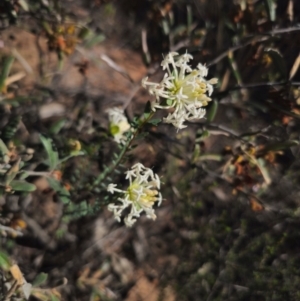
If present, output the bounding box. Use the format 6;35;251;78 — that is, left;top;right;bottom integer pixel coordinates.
197;154;222;162
2;116;21;142
135;132;149;140
0;139;9;155
50;295;60;301
49;119;66;135
42;21;53;35
195;130;210;143
257;158;271;185
19;0;29;11
47;177;70;205
78;27;90;39
19;172;30;180
192;144;201;164
0;250;11;270
162;19;170;35
143;52;151;65
10;180;36;192
0;56;15;91
32;272;48;287
4;158;21;185
147;118;161;126
206;100;218;122
40;135;59;170
172;24;187;37
264;0;276;21
85;34;106;48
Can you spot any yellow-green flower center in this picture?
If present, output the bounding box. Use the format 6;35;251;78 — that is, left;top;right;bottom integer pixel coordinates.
169;78;207;103
109;123;120;135
127;181;159;210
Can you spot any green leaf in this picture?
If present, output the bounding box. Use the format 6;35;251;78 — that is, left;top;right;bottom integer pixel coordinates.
10;180;36;192
0;56;15;92
40;135;59;170
4;158;21;185
42;21;53;35
196;154;222;162
0;250;11;270
195;130;210;143
191;143;201;164
147;118;161;126
257;158;271;186
49;119;66;135
85;34;106;48
172;24;187;37
50;295;61;301
0;139;9;155
142;52;151;65
19;172;30;180
162;19;170;35
19;0;29;11
264;0;276;21
135;132;149;140
206;100;218;122
2;116;21;142
47;177;70;205
78;27;90;39
130;117;139;129
32;272;48;287
142;101;152;120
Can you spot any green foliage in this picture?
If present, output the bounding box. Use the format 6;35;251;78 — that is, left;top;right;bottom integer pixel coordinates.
47;177;70;205
1;0;300;300
32;272;48;287
206;100;218;122
264;0;277;22
40;134;59;171
1;116;21;142
9;180;36;192
0;250;11;270
0;56;14;92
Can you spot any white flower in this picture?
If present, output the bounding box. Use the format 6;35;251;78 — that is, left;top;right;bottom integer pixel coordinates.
107;163;162;227
142;52;218;129
106;107;130;143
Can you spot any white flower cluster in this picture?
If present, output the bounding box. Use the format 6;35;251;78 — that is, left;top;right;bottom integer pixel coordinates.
107;163;162;227
142;52;218;129
106;107;130;143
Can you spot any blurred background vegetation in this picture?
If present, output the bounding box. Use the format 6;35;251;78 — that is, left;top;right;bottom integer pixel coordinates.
1;0;300;300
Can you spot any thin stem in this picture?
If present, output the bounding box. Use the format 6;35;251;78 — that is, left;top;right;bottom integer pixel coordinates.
93;111;155;187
